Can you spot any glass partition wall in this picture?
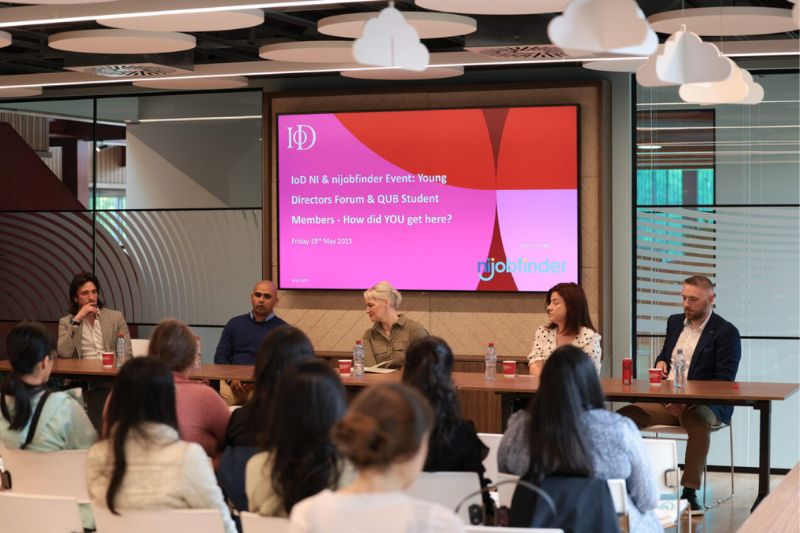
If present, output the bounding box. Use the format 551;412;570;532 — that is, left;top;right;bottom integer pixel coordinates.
0;90;264;360
634;71;800;470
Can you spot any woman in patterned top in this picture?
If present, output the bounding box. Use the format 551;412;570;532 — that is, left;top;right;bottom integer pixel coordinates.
527;282;601;377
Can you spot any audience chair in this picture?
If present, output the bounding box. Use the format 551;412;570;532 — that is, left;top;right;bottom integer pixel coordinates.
607;479;630;532
477;433;502;484
240;511;290;533
465;527;563;532
496;472;520;509
406;471;482;524
92;505;226;533
0;492;83;533
642;439;692;533
0;447;89;501
641;421;734;509
130;338;150;357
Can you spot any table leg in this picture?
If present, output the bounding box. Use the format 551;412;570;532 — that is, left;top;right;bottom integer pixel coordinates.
751;400;771;512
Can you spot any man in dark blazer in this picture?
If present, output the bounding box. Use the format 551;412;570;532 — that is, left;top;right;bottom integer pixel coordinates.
619;275;741;514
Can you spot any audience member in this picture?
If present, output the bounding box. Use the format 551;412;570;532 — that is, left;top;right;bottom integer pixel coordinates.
527;282;601;377
289;383;463;533
146;319;230;465
86;357;236;533
618;275;741;514
246;360;351;516
217;325;315;511
0;321;96;450
500;345;659;533
215;280;287;404
362;281;428;368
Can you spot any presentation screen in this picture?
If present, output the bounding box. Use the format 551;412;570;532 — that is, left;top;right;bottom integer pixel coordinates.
277;105;579;292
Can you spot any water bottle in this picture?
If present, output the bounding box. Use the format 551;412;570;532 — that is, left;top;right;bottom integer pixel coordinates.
485;342;497;382
352;339;365;378
674;348;686;390
115;333;126;369
193;336;203;371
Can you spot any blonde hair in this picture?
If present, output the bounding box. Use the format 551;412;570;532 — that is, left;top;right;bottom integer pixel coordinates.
363;281;401;309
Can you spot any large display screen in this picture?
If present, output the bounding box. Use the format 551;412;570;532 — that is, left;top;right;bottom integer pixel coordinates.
277;106;579;292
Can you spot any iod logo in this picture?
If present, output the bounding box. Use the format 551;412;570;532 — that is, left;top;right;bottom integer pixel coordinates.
286;125;317;151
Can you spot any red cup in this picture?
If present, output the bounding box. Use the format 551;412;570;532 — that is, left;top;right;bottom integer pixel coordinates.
649;368;662;384
102;351;114;368
502;361;516;378
337;359;353;375
622;358;633;385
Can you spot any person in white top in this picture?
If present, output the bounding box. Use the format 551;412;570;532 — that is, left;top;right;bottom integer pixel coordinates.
527;282;601;377
289;383;464;533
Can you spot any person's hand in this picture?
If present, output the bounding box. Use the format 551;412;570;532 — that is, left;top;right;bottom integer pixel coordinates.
74;302;98;322
656;360;669;379
229;379;246;395
664;403;686;417
529;359;544;378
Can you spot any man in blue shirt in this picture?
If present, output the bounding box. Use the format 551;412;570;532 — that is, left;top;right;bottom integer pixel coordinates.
214;280;286;404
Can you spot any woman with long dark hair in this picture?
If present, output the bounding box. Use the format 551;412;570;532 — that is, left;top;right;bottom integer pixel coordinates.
500;346;659;533
245;359;350;516
217;325;315;511
0;321;96;450
401;337;489;485
527;282;601;377
86;357;236;533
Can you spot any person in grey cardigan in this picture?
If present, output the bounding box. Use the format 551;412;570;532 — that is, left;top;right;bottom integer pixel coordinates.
498;346;662;533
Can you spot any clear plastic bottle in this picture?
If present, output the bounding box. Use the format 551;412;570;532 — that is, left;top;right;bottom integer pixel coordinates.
193;336;203;371
115;332;126;369
485;342;497;382
674;348;686;390
353;339;365;378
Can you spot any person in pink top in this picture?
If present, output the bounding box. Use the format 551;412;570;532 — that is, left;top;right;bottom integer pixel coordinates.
147;319;230;465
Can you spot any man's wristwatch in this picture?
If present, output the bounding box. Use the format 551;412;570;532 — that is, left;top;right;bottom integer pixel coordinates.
70;319;80;326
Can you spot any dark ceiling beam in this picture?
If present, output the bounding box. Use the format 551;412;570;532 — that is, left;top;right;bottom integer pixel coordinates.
0;51;60;73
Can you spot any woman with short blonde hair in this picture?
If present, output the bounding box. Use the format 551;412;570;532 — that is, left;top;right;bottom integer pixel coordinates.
362;281;427;368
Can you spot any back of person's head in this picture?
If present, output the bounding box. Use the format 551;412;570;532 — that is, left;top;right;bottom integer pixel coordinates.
104;357;178;514
363;280;402;308
147;318;196;372
333;382;433;471
546;282;594;335
246;325;315;428
527;345;604;482
0;321;54;430
68;271;104;314
264;360;347;514
402;336;460;449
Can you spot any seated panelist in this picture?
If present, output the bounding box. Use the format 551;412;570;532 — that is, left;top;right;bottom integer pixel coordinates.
362;281;427;368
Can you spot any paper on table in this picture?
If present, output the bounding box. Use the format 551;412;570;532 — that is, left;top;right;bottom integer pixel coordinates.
364;366;398;374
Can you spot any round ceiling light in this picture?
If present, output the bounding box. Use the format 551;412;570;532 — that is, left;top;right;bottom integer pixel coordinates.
99;9;264;32
0;86;43;98
259;41;354;63
649;7;797;36
318;11;476;39
49;30;196;54
0;31;11;49
133;76;249;90
415;0;570;15
341;66;463;80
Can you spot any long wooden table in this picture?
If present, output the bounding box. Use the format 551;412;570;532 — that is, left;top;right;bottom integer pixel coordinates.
2;359;796;510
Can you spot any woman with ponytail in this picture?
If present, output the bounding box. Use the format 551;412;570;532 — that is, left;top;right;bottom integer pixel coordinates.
289;382;464;533
0;321;96;451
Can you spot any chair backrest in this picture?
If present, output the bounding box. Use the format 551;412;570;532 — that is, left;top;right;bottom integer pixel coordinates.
477;433;502;484
496;472;520;508
240;511;290;533
606;479;628;515
130;338;149;357
640;439;679;495
0;447;89;501
0;492;83;533
406;471;482;524
92;505;226;533
466;526;564;532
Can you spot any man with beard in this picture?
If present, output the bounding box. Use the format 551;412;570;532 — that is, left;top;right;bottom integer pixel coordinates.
618;275;741;514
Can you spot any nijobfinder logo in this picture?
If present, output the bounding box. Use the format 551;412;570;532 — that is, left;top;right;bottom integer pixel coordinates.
477;258;567;281
286;124;317;150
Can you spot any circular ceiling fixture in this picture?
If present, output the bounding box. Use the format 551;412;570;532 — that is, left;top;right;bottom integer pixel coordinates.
0;86;43;98
318;11;476;39
0;31;11;49
49;30;196;54
99;9;264;32
341;66;463;80
259;41;354;63
415;0;570;15
649;7;797;36
132;76;249;90
583;58;646;72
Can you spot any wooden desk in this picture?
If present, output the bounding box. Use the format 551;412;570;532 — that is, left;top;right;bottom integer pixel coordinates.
737;463;799;532
0;359;255;382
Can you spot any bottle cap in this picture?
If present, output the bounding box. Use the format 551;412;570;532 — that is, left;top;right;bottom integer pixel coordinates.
117;332;124;337
356;339;363;345
488;342;495;347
